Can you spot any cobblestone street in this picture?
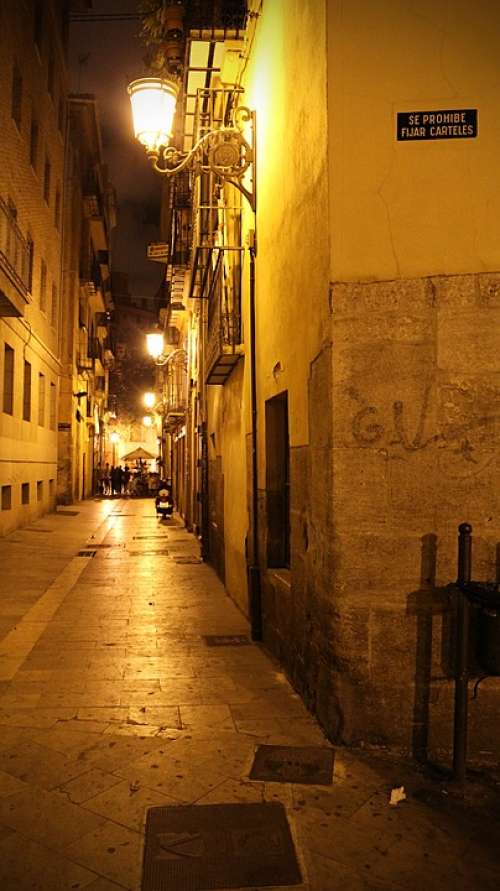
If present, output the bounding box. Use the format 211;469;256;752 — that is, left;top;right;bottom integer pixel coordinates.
0;500;498;890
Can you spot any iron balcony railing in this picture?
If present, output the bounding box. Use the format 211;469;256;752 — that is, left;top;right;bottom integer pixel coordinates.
0;198;32;298
164;350;188;416
205;250;242;384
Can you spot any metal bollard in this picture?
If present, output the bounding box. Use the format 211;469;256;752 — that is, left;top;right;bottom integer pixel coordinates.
453;523;472;785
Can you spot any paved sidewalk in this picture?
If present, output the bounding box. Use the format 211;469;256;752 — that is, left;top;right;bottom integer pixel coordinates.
0;499;498;890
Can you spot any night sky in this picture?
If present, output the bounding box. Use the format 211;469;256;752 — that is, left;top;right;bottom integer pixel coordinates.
69;0;164;300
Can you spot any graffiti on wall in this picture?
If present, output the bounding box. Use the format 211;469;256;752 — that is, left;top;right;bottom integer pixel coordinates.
349;383;497;478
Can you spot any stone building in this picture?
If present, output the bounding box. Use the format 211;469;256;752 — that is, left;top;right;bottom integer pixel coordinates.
57;94;115;503
138;0;500;763
0;0;68;534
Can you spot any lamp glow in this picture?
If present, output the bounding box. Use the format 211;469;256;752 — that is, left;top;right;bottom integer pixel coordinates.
110;431;120;444
143;392;156;409
142;415;153;427
146;332;165;360
127;78;178;153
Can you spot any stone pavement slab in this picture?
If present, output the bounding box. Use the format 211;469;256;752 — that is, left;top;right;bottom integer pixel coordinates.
0;498;496;889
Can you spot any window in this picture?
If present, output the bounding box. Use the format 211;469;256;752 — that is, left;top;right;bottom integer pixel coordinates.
50;283;58;328
37;480;43;502
49;478;55;499
1;486;12;511
40;259;47;311
3;344;14;415
43;157;51;203
38;372;45;426
47;51;55;97
265;391;290;568
22;482;30;505
54;188;61;230
23;360;31;421
49;382;56;429
11;63;22;129
34;1;43;51
29;118;39;169
27;236;34;292
58;97;65;133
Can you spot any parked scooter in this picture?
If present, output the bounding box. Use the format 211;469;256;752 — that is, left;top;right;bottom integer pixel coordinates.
155;483;173;521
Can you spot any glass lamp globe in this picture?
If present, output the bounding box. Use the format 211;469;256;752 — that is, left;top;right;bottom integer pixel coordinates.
146;332;165;359
128;78;178;153
143;392;156;409
143;416;153;428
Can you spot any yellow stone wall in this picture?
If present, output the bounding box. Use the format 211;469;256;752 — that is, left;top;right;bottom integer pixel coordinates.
328;0;500;280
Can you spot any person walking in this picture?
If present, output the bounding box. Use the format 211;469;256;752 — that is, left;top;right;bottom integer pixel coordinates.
103;463;111;496
123;465;131;495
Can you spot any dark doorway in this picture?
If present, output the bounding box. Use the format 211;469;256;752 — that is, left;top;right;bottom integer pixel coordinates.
265;391;290;568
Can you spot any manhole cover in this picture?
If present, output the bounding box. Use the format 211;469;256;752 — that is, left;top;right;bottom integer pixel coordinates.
55;510;80;516
142;802;302;891
77;549;97;558
204;635;251;647
249;745;334;785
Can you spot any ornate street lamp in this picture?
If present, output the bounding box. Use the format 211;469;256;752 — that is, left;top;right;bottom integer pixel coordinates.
146;331;166;363
127;76;255;210
143;391;156;409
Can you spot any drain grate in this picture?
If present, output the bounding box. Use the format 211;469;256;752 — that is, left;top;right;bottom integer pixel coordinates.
23;527;53;533
173;556;202;565
77;549;97;558
86;543;117;548
133;535;169;541
141;801;302;891
204;635;251;647
128;549;170;557
249;744;335;785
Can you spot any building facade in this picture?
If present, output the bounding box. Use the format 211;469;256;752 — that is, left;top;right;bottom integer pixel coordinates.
142;0;500;763
57;94;115;504
0;0;68;534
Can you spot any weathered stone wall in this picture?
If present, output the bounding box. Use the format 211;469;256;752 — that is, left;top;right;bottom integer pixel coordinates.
263;273;499;763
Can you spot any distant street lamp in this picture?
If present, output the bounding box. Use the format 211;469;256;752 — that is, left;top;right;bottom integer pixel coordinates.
143;415;153;427
110;430;120;466
143;391;156;409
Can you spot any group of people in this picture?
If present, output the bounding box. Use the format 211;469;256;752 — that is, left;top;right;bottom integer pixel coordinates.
97;463;131;496
95;463;163;499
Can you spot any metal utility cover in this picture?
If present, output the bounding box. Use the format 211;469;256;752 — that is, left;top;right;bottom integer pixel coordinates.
142;802;302;891
204;634;251;647
77;549;97;557
249;745;335;785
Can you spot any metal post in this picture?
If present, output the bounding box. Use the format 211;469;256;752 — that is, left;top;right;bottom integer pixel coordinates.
453;522;472;785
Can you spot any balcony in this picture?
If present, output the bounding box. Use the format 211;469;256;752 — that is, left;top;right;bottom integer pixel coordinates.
163;350;188;424
205;249;243;385
0;198;32;316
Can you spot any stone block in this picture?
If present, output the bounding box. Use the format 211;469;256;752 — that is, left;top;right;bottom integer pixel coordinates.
332;278;432;320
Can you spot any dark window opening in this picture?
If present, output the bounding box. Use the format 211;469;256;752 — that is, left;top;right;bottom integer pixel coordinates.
11;63;22;129
43;157;51;203
34;1;43;50
30;118;39;169
265;391;290;568
1;486;12;511
37;480;43;502
23;360;31;421
3;344;14;415
22;482;30;505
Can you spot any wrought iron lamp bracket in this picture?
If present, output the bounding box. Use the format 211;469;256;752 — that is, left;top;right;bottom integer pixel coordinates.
146;108;256;212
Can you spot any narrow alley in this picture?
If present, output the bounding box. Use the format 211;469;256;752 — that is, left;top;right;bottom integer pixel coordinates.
0;501;496;890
